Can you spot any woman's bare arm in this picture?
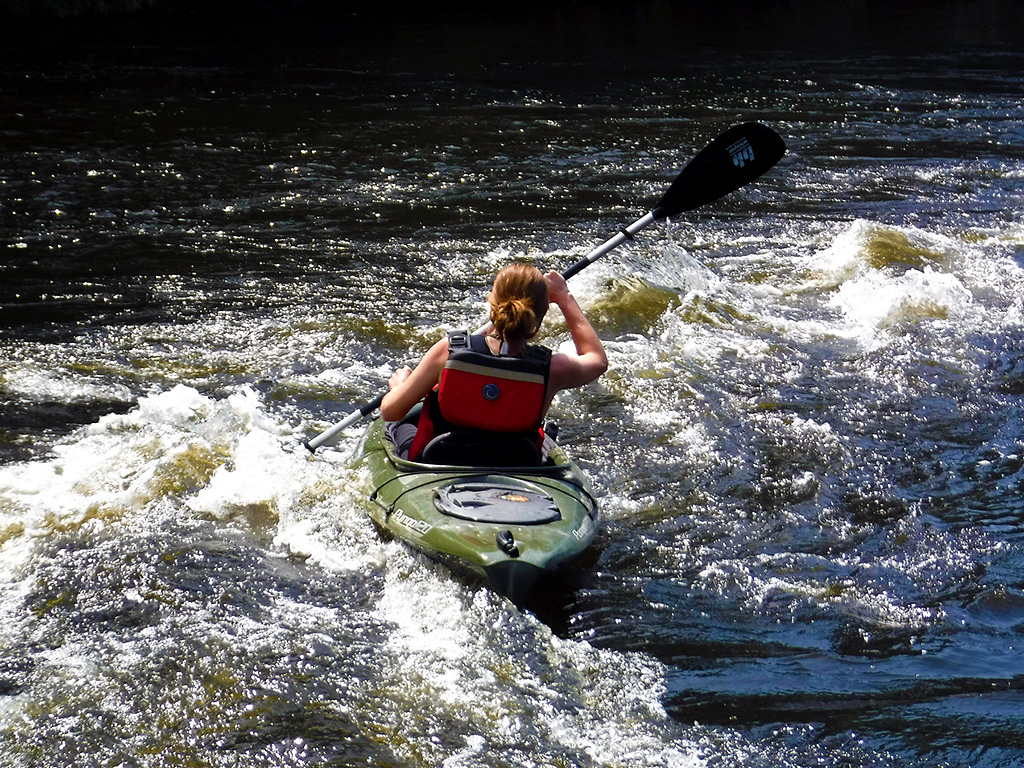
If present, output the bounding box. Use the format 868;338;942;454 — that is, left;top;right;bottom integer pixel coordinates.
379;338;449;422
544;271;608;395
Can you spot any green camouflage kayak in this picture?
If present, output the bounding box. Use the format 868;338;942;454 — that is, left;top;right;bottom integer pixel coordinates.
351;417;600;605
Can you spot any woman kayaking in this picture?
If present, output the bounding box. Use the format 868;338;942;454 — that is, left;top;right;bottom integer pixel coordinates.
380;262;608;463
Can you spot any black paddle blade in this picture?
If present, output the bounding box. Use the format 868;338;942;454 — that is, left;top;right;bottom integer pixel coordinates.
652;122;785;219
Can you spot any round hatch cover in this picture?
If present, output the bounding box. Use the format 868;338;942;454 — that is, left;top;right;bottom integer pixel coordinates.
434;481;562;525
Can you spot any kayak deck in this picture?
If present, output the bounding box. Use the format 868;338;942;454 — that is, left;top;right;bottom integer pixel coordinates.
351;418;599;604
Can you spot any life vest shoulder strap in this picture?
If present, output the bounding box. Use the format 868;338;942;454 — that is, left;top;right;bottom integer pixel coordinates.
445;330;552;371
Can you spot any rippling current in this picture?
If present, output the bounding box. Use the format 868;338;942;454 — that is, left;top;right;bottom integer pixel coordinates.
2;6;1024;767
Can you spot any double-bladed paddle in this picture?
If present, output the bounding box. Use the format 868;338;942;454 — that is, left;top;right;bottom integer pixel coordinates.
305;122;785;452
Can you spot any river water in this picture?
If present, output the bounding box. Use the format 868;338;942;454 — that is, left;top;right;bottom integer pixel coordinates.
2;5;1024;767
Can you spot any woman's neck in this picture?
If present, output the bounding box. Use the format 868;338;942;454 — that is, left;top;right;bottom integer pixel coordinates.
485;334;525;356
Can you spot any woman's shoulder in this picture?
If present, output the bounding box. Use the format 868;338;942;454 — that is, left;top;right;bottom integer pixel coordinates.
547;347;607;390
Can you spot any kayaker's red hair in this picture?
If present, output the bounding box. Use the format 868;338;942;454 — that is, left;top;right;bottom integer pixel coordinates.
488;263;549;345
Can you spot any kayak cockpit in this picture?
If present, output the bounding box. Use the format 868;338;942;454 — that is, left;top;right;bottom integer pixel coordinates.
418;430;542;467
383;403;558;470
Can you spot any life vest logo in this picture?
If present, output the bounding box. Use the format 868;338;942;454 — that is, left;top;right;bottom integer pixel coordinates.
728;137;755;168
482;382;500;401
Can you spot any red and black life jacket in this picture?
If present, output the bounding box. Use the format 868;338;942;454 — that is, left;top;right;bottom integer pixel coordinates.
407;331;552;462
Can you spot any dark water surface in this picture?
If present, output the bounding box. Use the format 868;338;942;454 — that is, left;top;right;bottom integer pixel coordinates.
2;4;1024;767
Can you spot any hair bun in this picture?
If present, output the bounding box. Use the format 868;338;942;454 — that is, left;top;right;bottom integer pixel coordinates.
488;263;550;345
